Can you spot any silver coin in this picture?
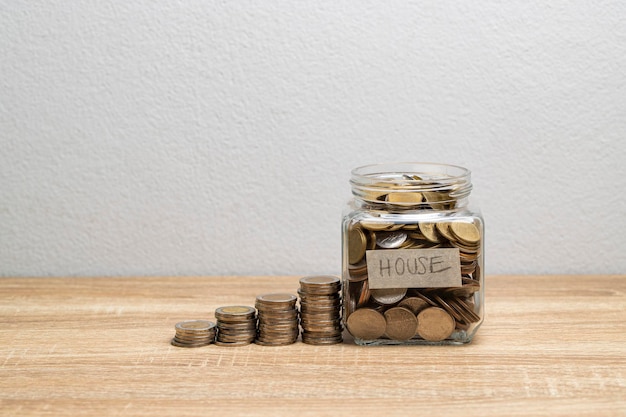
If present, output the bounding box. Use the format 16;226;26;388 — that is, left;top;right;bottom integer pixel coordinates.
370;288;407;305
376;231;408;249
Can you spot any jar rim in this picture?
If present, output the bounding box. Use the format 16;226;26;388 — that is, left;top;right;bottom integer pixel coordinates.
351;162;470;184
349;162;472;206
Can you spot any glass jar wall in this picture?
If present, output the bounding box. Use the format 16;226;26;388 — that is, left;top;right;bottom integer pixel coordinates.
342;163;484;345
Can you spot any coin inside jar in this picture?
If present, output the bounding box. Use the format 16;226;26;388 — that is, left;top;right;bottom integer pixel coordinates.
449;221;481;244
416;307;455;342
348;226;367;264
398;297;430;315
370;287;407;305
384;307;418;341
346;308;386;340
376;231;407;249
386;192;423;204
418;222;441;243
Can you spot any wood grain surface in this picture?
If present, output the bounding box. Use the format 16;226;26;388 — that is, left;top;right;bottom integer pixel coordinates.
1;275;625;416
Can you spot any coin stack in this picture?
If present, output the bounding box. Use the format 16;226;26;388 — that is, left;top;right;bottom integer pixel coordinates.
214;306;257;347
298;275;343;345
255;293;299;346
171;320;216;348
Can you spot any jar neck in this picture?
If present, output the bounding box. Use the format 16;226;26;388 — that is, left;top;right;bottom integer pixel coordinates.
350;162;473;211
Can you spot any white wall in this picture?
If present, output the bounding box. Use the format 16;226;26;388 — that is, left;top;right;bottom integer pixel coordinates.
2;1;625;277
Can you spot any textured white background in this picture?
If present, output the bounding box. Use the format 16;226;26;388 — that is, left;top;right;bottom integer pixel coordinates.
1;1;625;277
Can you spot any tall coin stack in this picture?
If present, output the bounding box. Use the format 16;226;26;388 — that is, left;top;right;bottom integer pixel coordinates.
215;306;257;347
171;320;216;348
298;275;343;345
255;293;299;346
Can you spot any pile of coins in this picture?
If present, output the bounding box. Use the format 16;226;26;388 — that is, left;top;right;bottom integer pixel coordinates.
171;320;216;348
255;293;299;346
345;218;482;343
298;275;343;345
215;306;257;347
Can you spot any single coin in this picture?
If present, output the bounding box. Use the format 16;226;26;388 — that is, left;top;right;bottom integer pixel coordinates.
435;222;455;242
367;230;377;250
398;297;430;315
416;307;455;342
346;308;386;340
357;280;371;307
386;192;423;204
370;287;407;305
175;320;215;332
449;222;481;244
215;306;256;319
359;221;396;231
348;227;367;264
384;307;418;341
256;293;297;307
376;231;408;249
418;222;441;243
423;191;449;210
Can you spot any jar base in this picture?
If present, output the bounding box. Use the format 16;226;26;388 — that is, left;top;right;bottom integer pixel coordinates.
352;330;475;346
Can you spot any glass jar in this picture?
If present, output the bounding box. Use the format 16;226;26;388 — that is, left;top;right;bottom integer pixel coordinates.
342;162;484;345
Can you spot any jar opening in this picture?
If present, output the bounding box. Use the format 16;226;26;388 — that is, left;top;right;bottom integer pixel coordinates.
350;162;472;208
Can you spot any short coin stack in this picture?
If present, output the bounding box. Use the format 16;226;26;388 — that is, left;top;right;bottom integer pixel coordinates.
171;320;216;348
255;293;299;346
215;306;257;347
298;275;343;345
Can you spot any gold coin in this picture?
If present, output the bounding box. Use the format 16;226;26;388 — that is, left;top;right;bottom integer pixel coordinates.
449;222;481;244
418;222;441;243
348;227;367;264
398;297;430;315
346;308;386;340
215;306;256;320
217;306;254;314
300;275;340;286
386;192;423;204
175;320;216;332
384;307;418;341
359;221;395;231
255;293;297;308
422;191;449;210
435;222;455;242
416;307;455;342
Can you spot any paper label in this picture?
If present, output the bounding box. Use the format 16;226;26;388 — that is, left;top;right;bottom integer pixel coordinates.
366;248;461;289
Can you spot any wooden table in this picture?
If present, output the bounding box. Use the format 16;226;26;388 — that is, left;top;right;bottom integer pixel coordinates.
1;275;625;416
